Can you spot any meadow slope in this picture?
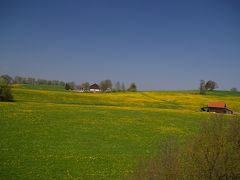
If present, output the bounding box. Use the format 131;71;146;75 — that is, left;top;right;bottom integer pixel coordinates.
0;85;239;179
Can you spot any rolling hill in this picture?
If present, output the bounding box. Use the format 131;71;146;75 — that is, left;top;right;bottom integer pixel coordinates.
0;85;239;179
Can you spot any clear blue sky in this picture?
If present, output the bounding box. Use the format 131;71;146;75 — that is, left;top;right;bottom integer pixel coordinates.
0;0;240;90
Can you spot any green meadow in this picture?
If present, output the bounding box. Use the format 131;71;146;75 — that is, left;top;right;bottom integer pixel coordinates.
1;85;240;179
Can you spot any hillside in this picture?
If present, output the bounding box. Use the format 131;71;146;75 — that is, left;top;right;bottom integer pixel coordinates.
0;85;239;179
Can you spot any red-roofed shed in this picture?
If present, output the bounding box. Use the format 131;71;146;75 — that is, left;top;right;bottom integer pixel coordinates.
201;102;233;114
208;102;226;108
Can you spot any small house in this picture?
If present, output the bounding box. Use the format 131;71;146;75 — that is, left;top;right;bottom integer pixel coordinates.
201;102;233;114
89;83;100;92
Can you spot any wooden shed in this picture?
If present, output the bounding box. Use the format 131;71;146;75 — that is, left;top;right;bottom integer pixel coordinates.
201;102;233;114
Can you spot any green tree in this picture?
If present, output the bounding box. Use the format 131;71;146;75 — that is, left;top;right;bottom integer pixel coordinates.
0;77;13;101
1;74;13;84
65;83;71;90
121;82;125;92
37;79;47;85
230;87;237;92
81;82;90;91
0;77;7;85
205;80;218;91
115;81;121;91
0;85;13;101
14;76;24;84
127;82;137;92
27;77;36;85
66;82;75;90
100;79;112;92
59;81;66;86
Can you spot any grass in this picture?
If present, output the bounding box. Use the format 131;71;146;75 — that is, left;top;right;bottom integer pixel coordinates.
12;84;66;91
0;85;239;179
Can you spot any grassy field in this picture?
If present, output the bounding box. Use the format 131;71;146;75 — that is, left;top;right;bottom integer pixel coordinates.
0;85;239;179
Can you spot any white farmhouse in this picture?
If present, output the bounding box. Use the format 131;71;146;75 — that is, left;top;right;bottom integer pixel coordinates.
89;83;100;92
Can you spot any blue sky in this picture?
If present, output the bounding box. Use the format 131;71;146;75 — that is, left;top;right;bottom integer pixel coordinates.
0;0;240;90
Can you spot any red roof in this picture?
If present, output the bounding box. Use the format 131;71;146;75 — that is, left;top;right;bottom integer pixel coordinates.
208;102;226;108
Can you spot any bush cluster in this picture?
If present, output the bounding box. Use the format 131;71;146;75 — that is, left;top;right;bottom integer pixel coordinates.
0;85;13;102
131;115;240;179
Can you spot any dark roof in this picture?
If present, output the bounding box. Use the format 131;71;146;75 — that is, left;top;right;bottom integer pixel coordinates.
208;102;226;108
90;83;100;89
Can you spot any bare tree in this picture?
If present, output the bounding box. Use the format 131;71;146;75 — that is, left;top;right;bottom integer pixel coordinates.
199;80;206;95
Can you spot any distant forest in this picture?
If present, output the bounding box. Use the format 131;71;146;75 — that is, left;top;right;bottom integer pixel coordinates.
0;74;66;86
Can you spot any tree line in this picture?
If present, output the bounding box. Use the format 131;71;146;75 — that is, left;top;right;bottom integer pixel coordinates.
65;79;137;92
0;74;137;92
1;74;238;101
0;74;138;101
0;74;68;102
199;80;238;94
1;74;66;86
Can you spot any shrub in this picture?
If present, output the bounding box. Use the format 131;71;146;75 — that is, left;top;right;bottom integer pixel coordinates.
230;87;238;92
0;85;13;101
129;136;183;180
65;83;71;90
188;115;240;179
65;83;74;90
130;115;240;179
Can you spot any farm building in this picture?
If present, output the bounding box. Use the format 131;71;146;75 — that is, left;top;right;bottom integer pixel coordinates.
201;102;233;114
89;83;100;92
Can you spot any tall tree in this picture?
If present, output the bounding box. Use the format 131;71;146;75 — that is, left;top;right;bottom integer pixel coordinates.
1;74;13;84
121;82;125;92
59;81;66;86
128;82;137;92
14;76;23;84
0;77;7;85
81;82;90;91
27;77;36;85
68;82;75;90
65;83;71;90
205;80;218;91
199;80;206;95
115;81;121;91
100;79;112;92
